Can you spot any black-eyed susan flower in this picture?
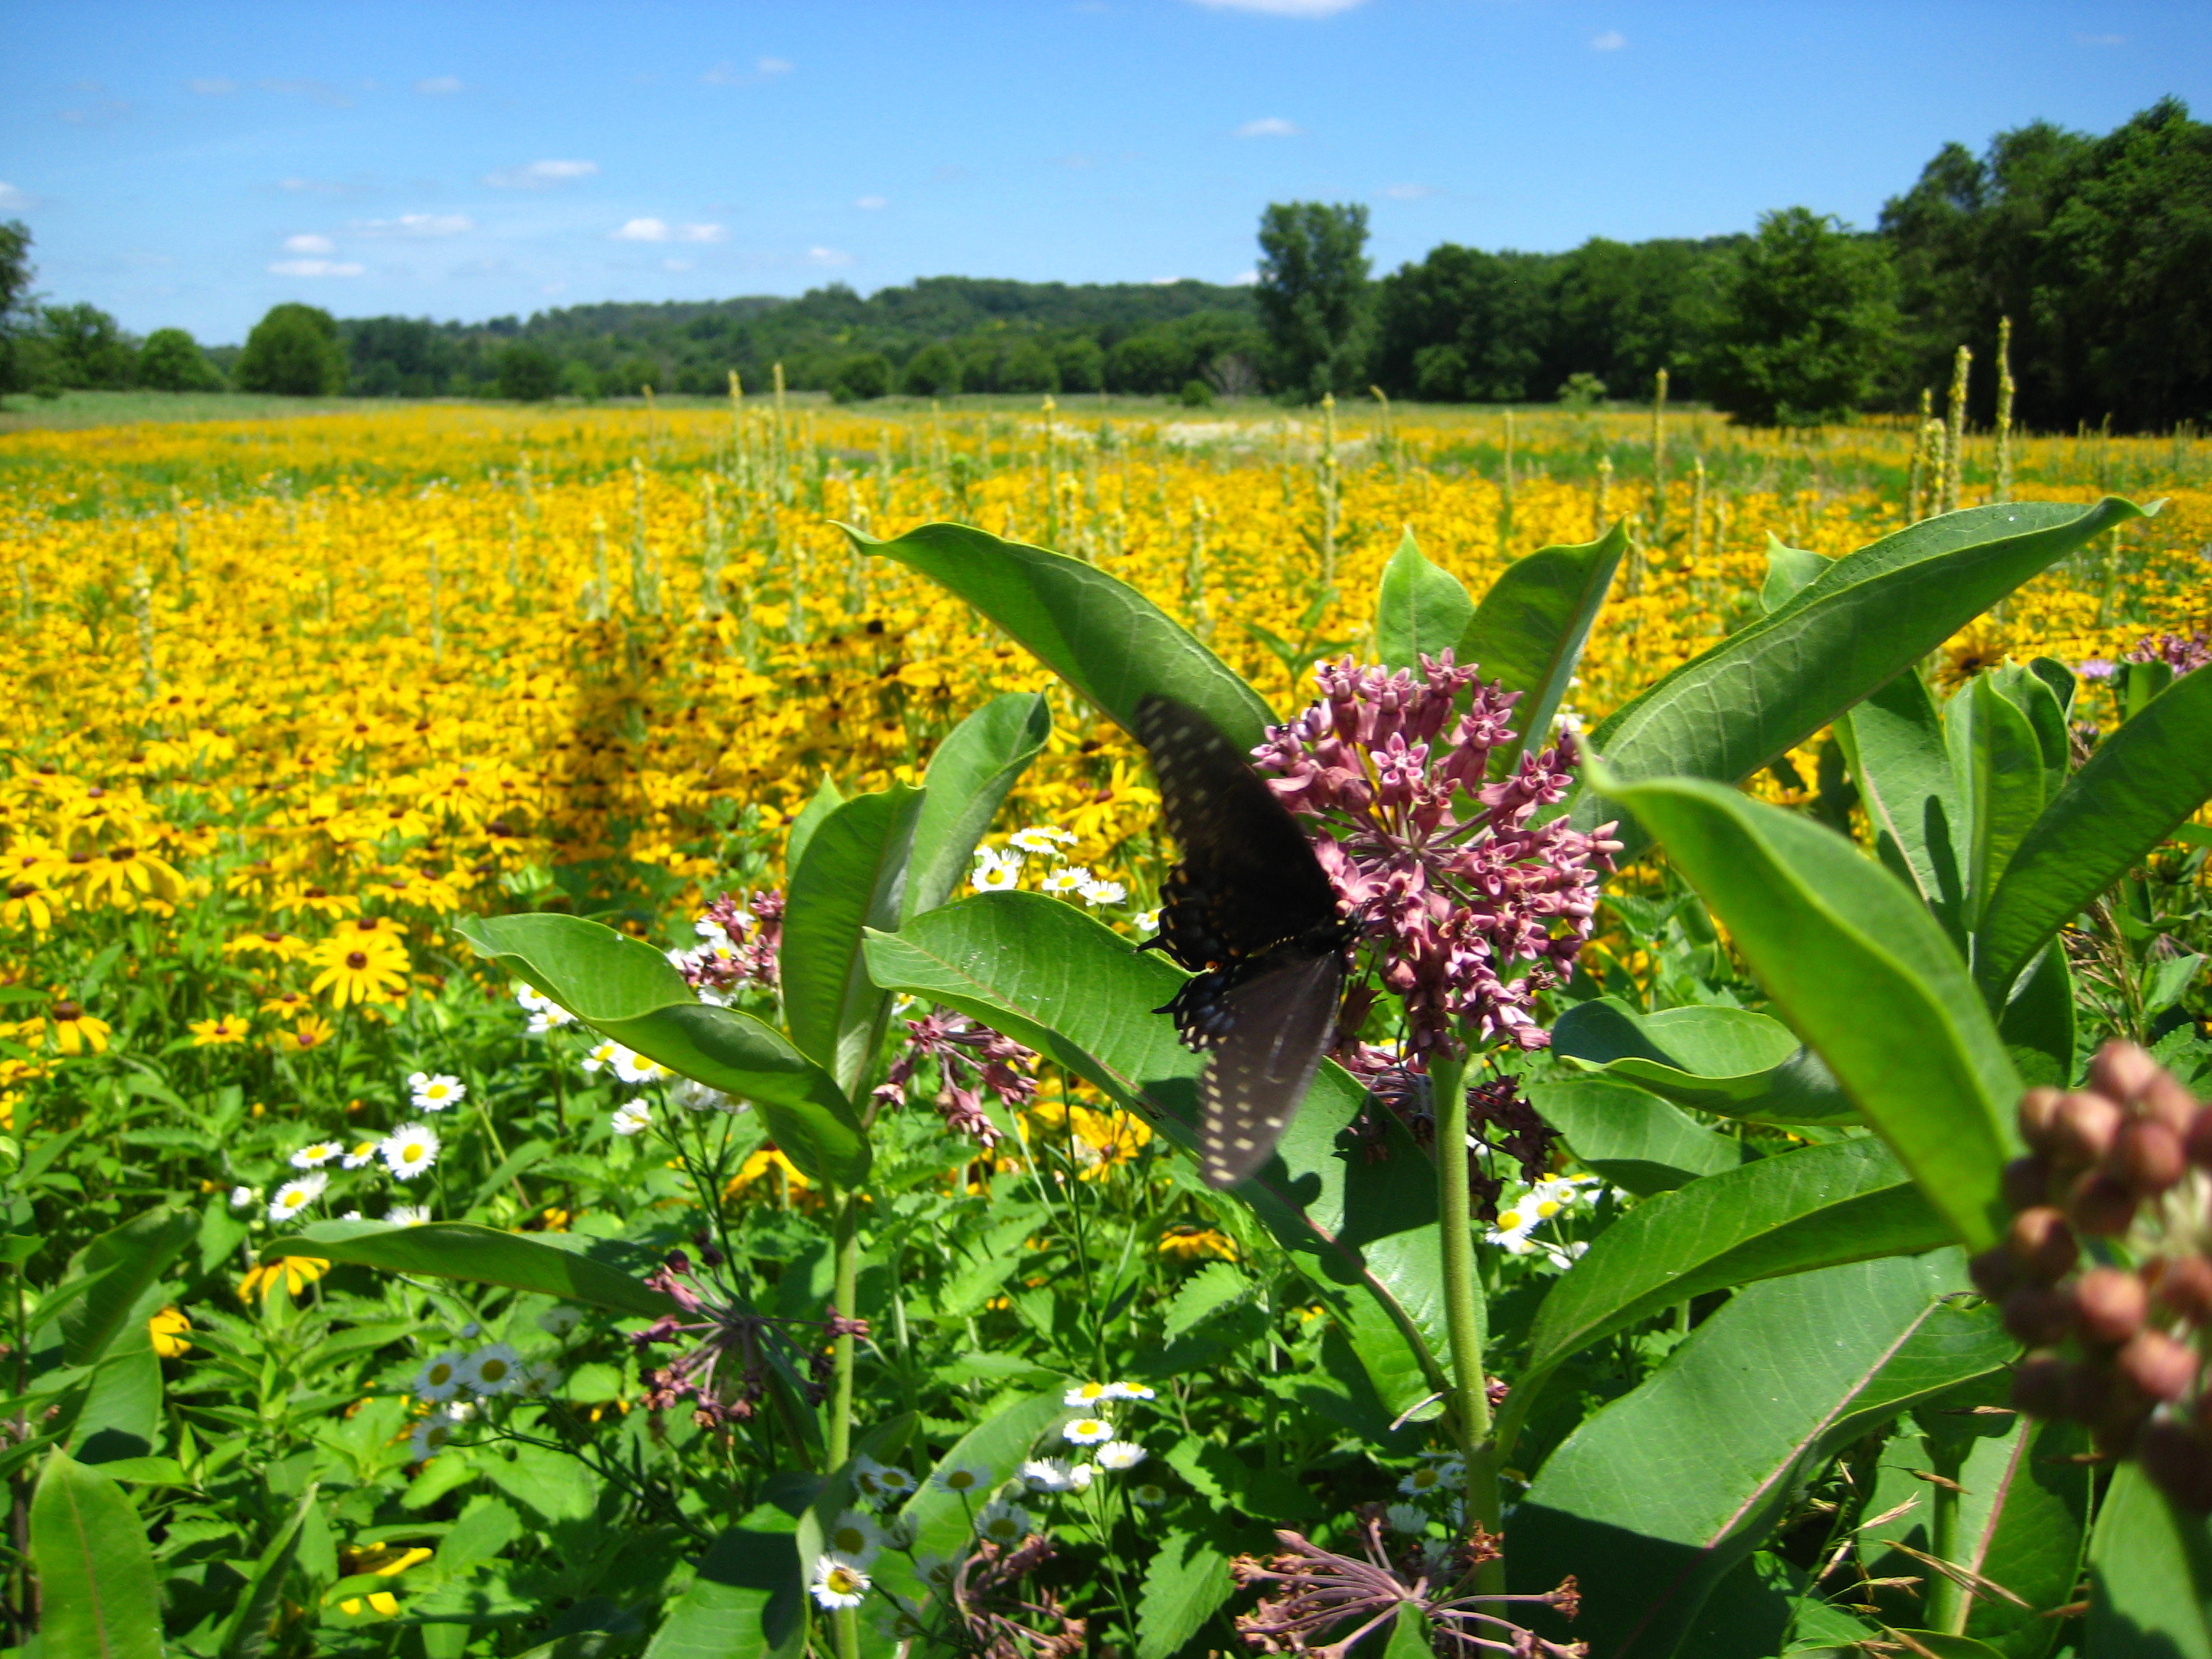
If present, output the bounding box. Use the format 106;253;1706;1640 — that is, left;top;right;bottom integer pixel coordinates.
189;1014;250;1046
148;1307;192;1358
44;999;111;1056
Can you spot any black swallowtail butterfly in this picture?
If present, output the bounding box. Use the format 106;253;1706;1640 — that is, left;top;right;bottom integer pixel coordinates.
1133;694;1354;1189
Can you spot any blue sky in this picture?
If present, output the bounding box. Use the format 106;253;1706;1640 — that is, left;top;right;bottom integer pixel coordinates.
4;1;2206;343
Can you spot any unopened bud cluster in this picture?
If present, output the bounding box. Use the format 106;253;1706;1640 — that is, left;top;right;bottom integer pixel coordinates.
1971;1041;2212;1509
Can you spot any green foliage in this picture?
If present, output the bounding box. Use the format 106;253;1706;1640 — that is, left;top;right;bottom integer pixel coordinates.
1884;96;2212;432
1254;200;1373;401
40;302;139;390
899;340;961;396
495;341;562;402
136;326;224;392
828;351;892;403
1699;206;1901;426
234;302;349;396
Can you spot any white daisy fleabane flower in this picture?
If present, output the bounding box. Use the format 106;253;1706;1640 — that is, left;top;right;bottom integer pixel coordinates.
380;1123;441;1180
1078;877;1128;907
515;983;576;1031
611;1047;669;1084
230;1185;258;1210
1399;1465;1447;1498
970;846;1022;893
580;1040;621;1075
1385;1503;1429;1534
341;1141;379;1169
1020;1457;1079;1493
409;1071;467;1111
809;1552;871;1611
974;1501;1033;1547
409;1415;457;1462
289;1141;343;1169
267;1172;328;1222
1096;1441;1146;1472
1133;909;1161;935
538;1305;583;1336
1104;1381;1155;1401
933;1463;990;1496
611;1100;652;1136
872;1465;917;1500
1040;866;1093;896
459;1343;521;1395
1131;1482;1169;1506
1062;1416;1113;1447
386;1205;431;1226
825;1509;885;1563
1008;826;1075;855
416;1351;464;1402
1064;1381;1112;1409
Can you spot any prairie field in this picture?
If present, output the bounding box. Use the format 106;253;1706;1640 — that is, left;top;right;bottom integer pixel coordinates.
2;396;2208;1654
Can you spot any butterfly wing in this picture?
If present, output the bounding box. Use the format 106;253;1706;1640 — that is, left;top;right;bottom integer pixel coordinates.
1133;695;1338;968
1198;946;1346;1188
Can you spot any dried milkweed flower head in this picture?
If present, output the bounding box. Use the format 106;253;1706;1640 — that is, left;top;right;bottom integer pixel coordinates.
1977;1041;2212;1510
2123;628;2211;675
630;1248;869;1426
1230;1508;1586;1658
871;1007;1038;1147
673;889;784;998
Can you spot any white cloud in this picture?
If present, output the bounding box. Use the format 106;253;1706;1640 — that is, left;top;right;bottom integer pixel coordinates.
0;183;34;209
809;246;855;267
1187;0;1368;14
1231;267;1261;285
189;77;237;95
485;158;598;189
855;194;888;210
355;213;473;237
612;218;727;243
415;75;464;94
1385;182;1437;200
283;233;336;253
258;77;350;107
1591;30;1627;50
1235;117;1303;138
703;56;793;85
268;258;364;276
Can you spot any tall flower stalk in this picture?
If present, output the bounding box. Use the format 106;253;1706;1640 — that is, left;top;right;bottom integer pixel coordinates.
1254;654;1619;1568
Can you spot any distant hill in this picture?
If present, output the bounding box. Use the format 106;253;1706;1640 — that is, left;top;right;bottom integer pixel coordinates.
335;276;1263;400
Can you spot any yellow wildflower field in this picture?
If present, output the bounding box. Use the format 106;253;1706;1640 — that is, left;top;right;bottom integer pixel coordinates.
1;397;2204;1102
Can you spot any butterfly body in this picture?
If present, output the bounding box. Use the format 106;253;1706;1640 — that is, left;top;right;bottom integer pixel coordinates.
1133;694;1353;1188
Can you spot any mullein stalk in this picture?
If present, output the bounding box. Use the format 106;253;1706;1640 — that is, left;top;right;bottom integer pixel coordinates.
1690;454;1707;570
1907;388;1933;520
630;457;660;616
699;475;726;617
1941;346;1972;513
132;559;157;699
1042;395;1060;548
1316;392;1341;595
1594;451;1614;540
426;539;444;665
1185;496;1213;642
1994;317;2016;505
588;514;612;621
1649;367;1669;540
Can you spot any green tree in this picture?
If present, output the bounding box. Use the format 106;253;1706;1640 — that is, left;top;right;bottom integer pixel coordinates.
1883;99;2212;431
0;219;36;399
234;302;348;395
42;302;138;388
1103;330;1189;394
137;327;224;391
900;341;961;396
1254;201;1372;401
1371;243;1549;402
495;341;561;401
1700;207;1899;426
830;352;894;403
996;338;1057;395
1054;336;1104;393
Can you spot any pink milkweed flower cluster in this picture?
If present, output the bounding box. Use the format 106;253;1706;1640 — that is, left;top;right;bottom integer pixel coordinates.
677;890;785;997
2124;628;2211;675
873;1008;1040;1148
1253;653;1620;1061
632;1243;867;1427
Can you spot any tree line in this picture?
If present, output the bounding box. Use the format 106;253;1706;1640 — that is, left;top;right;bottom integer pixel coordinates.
3;99;2205;429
